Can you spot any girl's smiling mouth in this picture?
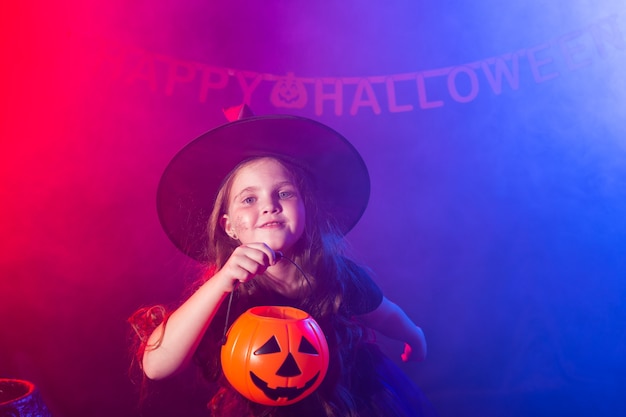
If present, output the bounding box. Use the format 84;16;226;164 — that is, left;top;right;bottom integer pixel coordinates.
260;221;283;228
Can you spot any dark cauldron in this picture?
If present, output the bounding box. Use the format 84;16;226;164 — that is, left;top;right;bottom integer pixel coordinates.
0;379;51;417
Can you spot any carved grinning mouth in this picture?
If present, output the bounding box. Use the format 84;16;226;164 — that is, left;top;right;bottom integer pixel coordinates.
250;371;320;401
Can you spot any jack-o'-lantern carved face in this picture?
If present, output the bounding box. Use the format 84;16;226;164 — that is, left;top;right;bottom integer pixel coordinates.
221;306;329;406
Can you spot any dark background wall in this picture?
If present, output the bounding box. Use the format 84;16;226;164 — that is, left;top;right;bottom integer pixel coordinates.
1;1;625;416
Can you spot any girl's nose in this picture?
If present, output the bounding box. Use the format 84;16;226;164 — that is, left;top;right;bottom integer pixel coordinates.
262;197;281;213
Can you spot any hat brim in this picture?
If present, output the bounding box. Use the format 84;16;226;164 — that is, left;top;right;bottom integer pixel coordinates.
157;115;370;261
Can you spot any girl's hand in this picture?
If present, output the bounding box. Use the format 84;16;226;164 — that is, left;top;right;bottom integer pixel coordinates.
401;338;427;362
401;343;414;362
216;243;278;292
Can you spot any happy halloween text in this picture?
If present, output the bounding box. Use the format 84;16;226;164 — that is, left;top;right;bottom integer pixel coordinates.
86;15;623;117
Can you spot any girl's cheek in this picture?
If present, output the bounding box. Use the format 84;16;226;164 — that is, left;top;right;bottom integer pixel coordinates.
232;216;249;233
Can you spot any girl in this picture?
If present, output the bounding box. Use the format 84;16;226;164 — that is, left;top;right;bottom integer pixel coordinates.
131;106;433;417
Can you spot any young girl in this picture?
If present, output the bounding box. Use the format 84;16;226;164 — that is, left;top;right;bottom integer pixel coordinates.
131;106;433;417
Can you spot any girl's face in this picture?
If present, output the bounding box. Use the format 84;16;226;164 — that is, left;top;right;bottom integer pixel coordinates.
221;158;306;254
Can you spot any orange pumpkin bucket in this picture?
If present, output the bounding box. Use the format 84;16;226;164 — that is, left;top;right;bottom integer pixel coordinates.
221;306;329;406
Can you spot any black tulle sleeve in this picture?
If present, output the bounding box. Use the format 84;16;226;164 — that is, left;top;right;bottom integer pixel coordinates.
342;259;383;316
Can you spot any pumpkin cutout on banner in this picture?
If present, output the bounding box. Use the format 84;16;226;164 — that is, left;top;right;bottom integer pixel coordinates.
221;306;329;406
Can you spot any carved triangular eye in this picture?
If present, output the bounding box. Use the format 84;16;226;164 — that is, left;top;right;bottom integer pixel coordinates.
254;336;281;355
298;336;319;355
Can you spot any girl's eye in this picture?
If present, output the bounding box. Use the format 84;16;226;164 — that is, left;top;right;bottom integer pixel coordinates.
278;190;295;199
242;196;256;205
